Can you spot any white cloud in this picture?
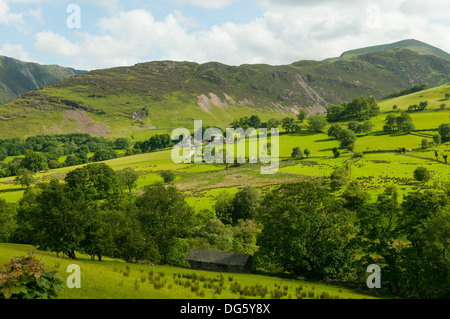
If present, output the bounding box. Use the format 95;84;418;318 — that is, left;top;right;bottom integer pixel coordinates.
175;0;238;9
28;10;192;69
80;0;118;5
173;9;199;29
0;0;27;32
74;9;288;68
34;31;81;56
93;10;194;61
0;43;32;61
252;0;450;59
79;0;120;13
28;6;43;23
26;1;450;70
4;0;50;3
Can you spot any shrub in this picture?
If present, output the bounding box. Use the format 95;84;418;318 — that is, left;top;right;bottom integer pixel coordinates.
0;252;63;299
332;147;340;158
304;149;311;158
230;282;242;294
297;290;307;299
134;279;140;291
258;286;268;298
307;114;328;132
351;151;363;159
328;123;344;139
346;144;355;152
330;164;350;190
413;166;431;184
320;291;331;299
347;121;361;133
0;199;16;242
433;134;441;145
91;148;118;162
48;160;61;169
291;146;303;159
153;281;164;289
399;120;415;133
190;282;199;293
213;285;223;295
271;288;284;299
418;101;428;110
159;170;176;184
438;123;450;142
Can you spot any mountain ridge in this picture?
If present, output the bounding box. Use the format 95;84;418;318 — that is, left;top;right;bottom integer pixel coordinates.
0;40;449;139
0;55;86;104
339;39;450;60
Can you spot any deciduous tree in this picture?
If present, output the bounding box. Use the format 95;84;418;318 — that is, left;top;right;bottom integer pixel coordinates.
118;167;139;192
255;182;353;279
135;185;194;264
413;166;431;184
307;114;328;133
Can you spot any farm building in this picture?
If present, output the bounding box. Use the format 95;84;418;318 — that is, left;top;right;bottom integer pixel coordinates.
185;249;252;273
209;134;222;144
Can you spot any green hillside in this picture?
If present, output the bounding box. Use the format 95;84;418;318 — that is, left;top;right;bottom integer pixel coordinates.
0;55;86;104
1;83;449;204
0;42;449;139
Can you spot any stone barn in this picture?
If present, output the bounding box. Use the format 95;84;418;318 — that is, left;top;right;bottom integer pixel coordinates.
185;249;252;273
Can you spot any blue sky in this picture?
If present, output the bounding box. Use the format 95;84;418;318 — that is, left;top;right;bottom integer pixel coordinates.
1;0;449;70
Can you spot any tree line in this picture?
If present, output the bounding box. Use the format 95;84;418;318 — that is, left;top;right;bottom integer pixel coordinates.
1;163;261;265
0;133;176;179
326;96;380;122
382;84;428;100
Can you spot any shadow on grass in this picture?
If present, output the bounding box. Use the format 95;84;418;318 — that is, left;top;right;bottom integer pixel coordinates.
0;187;26;193
314;138;335;143
280;131;320;137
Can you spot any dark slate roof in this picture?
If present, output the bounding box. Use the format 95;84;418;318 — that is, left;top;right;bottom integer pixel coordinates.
186;249;251;266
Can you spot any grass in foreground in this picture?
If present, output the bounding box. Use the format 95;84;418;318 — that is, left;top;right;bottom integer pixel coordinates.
0;243;379;300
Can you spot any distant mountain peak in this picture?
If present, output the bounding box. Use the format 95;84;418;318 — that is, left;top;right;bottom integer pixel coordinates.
340;39;450;60
0;55;86;104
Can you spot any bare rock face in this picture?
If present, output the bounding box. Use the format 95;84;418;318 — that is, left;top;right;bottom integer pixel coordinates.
62;110;111;135
132;109;148;122
294;74;328;114
196;92;230;112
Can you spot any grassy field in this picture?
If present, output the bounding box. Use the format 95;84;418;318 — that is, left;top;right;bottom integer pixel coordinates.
0;243;378;299
378;83;450;112
1;100;449;208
